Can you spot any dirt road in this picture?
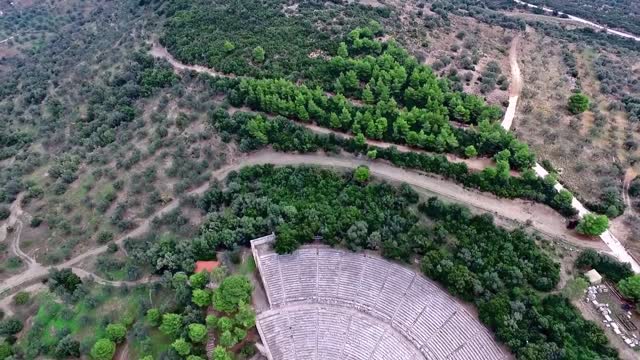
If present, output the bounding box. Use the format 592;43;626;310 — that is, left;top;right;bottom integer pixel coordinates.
0;194;43;274
1;149;610;297
150;42;234;78
501;36;521;130
512;0;640;42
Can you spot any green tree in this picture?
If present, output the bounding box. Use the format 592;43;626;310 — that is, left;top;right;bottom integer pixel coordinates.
0;341;12;359
90;338;115;360
146;308;161;326
366;149;377;159
213;276;252;313
13;291;29;305
55;335;80;359
172;272;189;289
192;289;212;307
235;302;256;329
216;317;233;333
362;85;374;104
233;327;247;342
189;271;209;289
159;313;183;337
219;330;238;348
553;190;573;209
0;207;8;221
223;41;235;53
337;42;348;57
253;46;265;63
464;145;477;158
575;249;600;269
618;275;640;301
568;93;590;114
576;214;609;236
562;277;589;300
172;338;191;356
329;113;341;128
354;166;370;183
187;356;205;360
48;268;82;294
0;318;23;336
213;346;233;360
188;323;208;343
106;323;127;343
206;315;218;329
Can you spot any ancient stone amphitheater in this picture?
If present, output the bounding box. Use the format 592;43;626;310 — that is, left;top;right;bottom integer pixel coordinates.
251;235;508;360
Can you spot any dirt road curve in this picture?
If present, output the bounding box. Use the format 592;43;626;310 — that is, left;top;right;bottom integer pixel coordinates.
0;150;611;297
0;194;43;273
150;42;234;78
512;0;640;42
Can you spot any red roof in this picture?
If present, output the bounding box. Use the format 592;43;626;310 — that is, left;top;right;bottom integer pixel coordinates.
195;260;220;273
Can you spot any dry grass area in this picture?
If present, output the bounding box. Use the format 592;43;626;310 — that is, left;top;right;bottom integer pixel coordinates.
20;88;237;266
511;24;640;257
514;30;623;203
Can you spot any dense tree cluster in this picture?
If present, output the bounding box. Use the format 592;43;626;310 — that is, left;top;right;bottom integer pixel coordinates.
210;110;576;217
232;27;534;170
47;268;83;298
161;0;388;79
74;52;177;151
575;249;634;283
618;275;640;302
191;164;612;359
623;96;640;123
144;270;255;359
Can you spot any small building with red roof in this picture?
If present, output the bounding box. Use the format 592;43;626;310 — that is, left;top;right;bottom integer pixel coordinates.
195;260;220;273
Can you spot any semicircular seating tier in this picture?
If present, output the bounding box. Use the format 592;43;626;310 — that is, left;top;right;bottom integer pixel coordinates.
251;235;508;360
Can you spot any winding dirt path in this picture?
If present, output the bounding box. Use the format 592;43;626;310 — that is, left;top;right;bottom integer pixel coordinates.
150;42;235;78
512;0;640;42
1;150;609;298
0;194;42;274
236;108;499;173
69;268;157;287
153;44;498;173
